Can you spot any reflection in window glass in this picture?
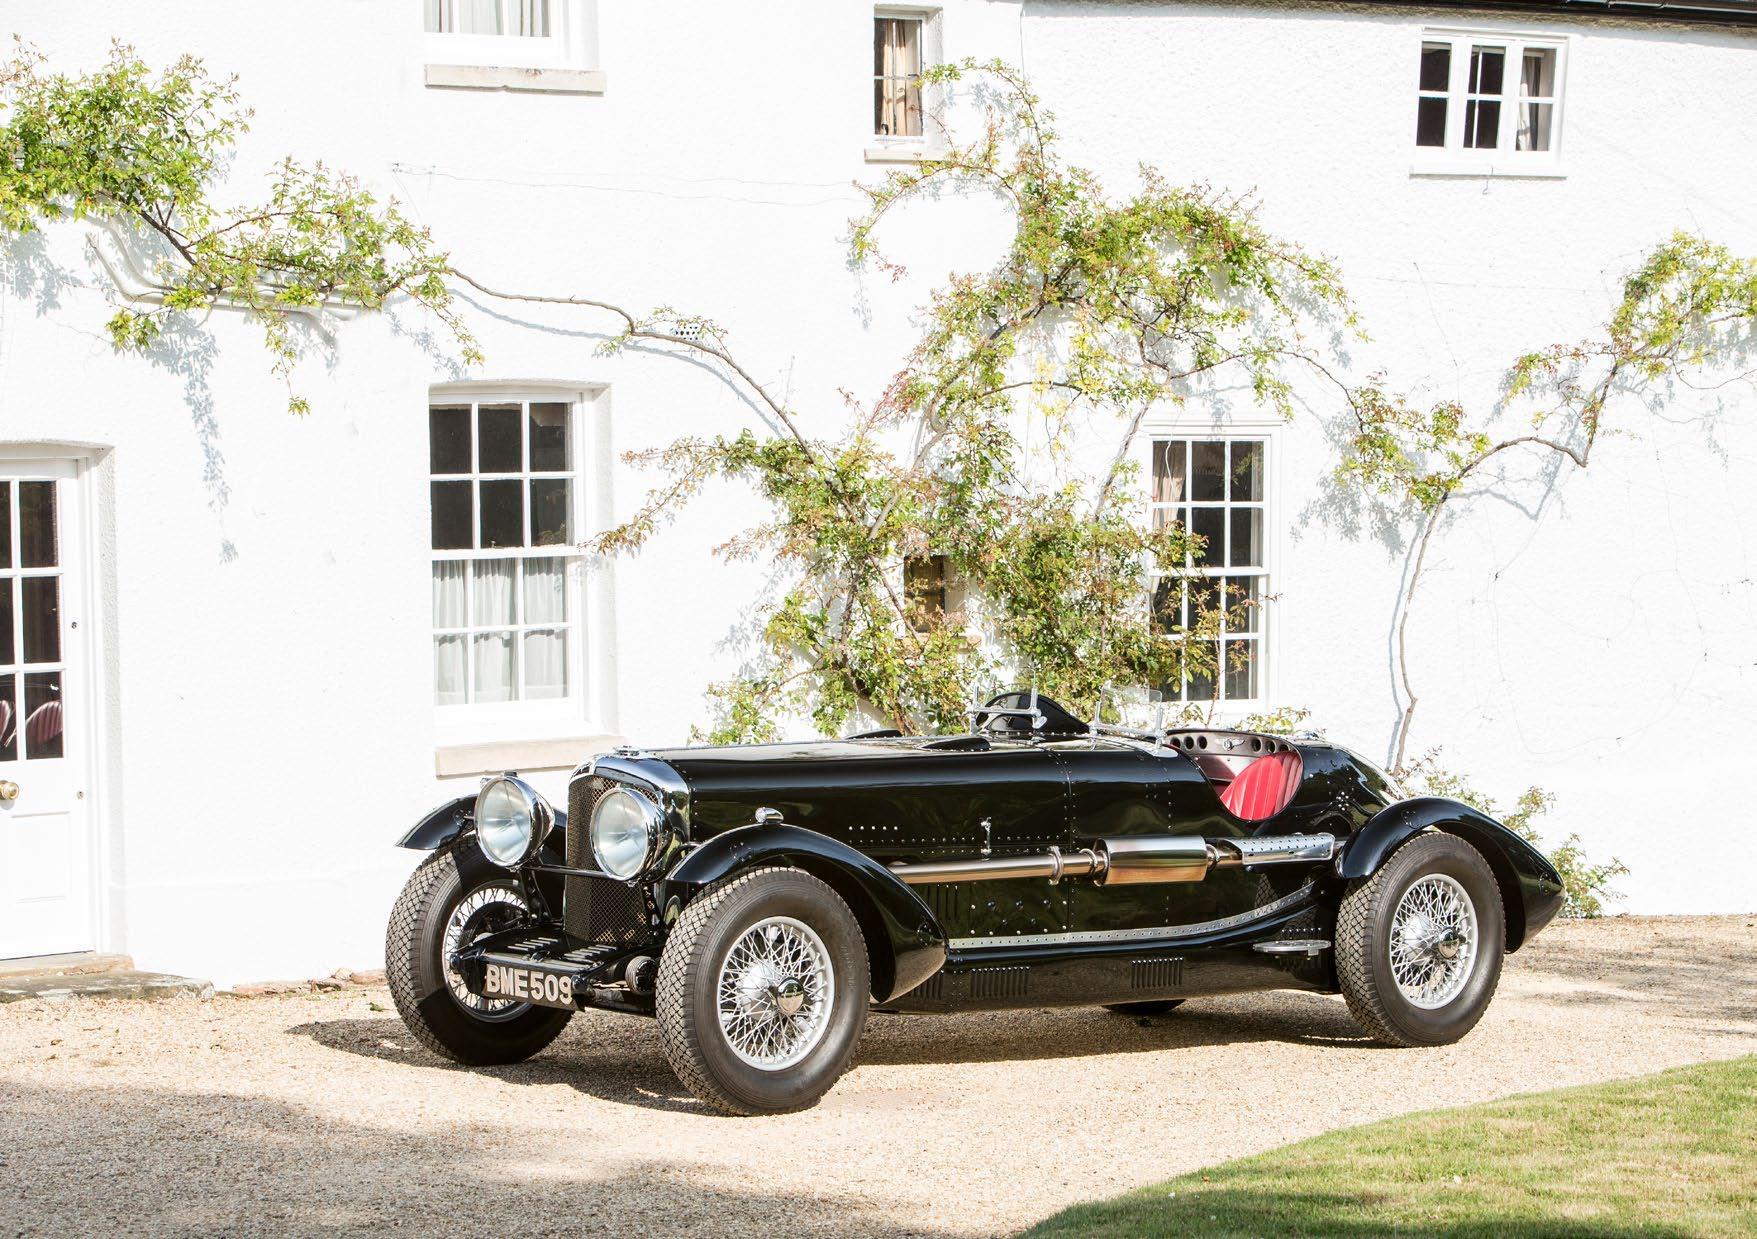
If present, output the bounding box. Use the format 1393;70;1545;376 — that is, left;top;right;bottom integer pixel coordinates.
529;403;571;472
22;577;58;664
20;481;56;568
429;406;471;474
0;579;11;665
0;674;14;763
477;405;522;473
0;481;9;569
479;480;524;548
23;671;61;760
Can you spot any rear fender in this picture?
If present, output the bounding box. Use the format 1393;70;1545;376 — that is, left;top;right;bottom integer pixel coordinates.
664;824;948;1003
1337;796;1565;950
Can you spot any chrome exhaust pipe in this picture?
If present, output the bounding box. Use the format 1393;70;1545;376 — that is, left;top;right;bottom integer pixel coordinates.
888;832;1335;886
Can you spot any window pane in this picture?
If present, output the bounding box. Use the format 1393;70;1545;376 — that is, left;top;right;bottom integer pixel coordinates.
904;554;947;632
20;481;56;568
530;478;571;547
472;560;516;627
23;671;61;759
1469;46;1505;95
472;632;516;703
1521;47;1556;98
511;0;550;37
1153;441;1187;503
0;580;11;664
1464;99;1501;149
432;561;467;628
1152;504;1186;535
477;404;522;473
523;629;567;700
529;402;571;472
1188;575;1221;627
1228;441;1263;501
0;481;9;568
1151;577;1183;632
1185;645;1218;704
429;406;471;474
1224;576;1261;633
479;480;523;548
0;674;13;762
1190;442;1226;501
1228;508;1262;568
874;18;923;137
1518;101;1553;152
431;481;472;550
1419;42;1451;92
434;636;466;707
1224;640;1257;701
21;577;57;664
523;556;567;625
1190;507;1224;566
1416;97;1447;147
426;0;502;34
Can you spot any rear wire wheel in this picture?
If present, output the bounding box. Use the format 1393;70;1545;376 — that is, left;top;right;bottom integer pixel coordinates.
1335;832;1506;1047
656;866;869;1115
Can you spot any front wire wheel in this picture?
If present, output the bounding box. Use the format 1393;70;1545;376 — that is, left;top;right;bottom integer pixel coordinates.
1335;832;1506;1047
385;843;573;1066
657;867;869;1115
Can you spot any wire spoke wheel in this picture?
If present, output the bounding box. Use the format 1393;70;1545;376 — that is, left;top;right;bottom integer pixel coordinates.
715;915;836;1070
443;884;531;1022
1389;873;1478;1009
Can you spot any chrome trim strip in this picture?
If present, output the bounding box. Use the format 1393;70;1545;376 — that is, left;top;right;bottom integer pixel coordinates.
949;883;1317;951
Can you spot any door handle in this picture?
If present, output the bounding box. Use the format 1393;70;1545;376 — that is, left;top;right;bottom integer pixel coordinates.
0;780;18;802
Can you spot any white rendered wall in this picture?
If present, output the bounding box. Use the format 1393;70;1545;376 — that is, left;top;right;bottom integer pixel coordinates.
0;0;1751;984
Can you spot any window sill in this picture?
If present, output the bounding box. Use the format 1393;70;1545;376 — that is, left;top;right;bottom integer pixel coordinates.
435;733;620;778
1409;160;1566;180
864;143;928;164
424;64;607;94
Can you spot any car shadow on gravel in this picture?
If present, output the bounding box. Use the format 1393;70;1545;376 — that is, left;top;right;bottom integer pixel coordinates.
290;990;1377;1113
0;1077;964;1237
288;1012;709;1113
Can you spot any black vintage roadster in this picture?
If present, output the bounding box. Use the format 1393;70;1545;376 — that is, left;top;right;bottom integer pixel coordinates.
386;693;1563;1115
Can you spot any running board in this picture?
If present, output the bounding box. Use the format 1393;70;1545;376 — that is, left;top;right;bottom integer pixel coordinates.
890;832;1337;886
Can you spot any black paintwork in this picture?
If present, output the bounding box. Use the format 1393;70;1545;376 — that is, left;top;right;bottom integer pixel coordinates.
403;701;1564;1018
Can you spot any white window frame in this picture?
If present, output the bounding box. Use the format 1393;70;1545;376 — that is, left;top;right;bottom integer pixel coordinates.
421;0;605;91
1411;28;1568;178
866;6;944;164
1141;425;1278;714
429;387;597;742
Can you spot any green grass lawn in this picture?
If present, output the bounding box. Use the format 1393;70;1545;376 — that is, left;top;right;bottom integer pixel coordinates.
1026;1056;1757;1238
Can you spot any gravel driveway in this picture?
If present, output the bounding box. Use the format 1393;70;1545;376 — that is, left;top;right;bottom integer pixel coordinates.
3;915;1754;1237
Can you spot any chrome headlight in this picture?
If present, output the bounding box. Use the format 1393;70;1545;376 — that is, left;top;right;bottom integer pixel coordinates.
590;786;663;879
475;775;551;869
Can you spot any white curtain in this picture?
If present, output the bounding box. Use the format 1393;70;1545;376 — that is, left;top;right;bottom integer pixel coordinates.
426;0;549;35
1517;50;1555;152
432;562;467;706
523;630;567;700
523;557;566;625
471;561;517;702
875;19;922;137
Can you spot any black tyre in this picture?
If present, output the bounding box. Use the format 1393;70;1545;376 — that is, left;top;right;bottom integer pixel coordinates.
656;866;869;1116
1335;832;1506;1047
385;843;572;1065
1103;1000;1185;1016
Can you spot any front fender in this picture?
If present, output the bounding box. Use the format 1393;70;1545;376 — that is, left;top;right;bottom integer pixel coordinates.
665;824;948;1004
1337;796;1565;950
396;794;568;859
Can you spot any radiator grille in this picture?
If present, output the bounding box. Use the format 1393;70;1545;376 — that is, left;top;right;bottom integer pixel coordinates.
564;775;651;946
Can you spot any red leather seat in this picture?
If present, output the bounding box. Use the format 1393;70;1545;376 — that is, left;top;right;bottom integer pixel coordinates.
1221;750;1302;822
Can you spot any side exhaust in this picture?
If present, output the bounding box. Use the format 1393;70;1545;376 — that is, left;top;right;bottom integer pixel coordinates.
889;833;1336;886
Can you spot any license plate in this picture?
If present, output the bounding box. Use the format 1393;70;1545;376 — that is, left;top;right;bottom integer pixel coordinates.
481;962;575;1009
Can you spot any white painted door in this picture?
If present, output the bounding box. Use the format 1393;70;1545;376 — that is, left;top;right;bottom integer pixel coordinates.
0;460;93;959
